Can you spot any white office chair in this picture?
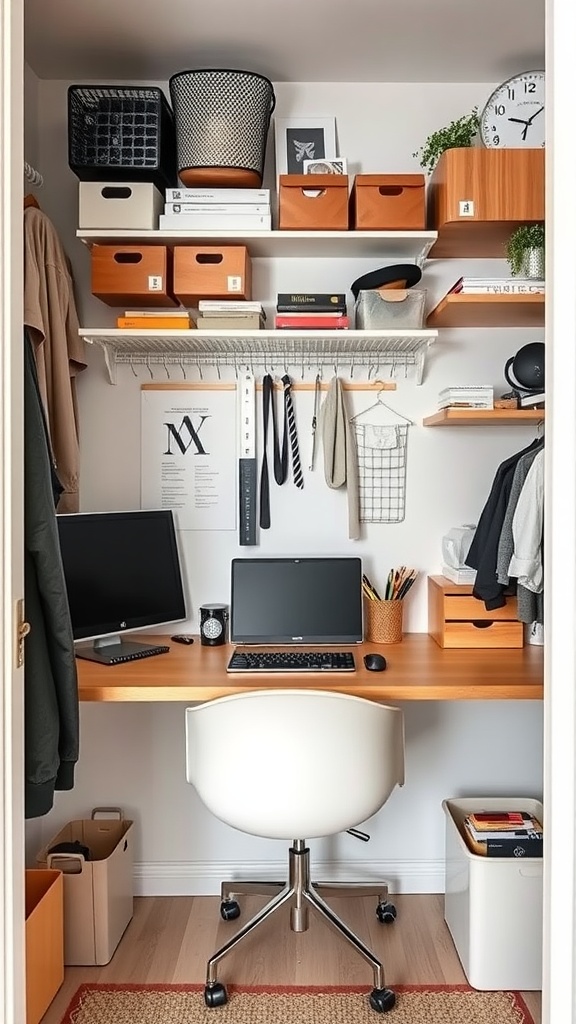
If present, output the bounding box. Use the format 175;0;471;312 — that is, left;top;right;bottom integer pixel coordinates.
185;689;405;1012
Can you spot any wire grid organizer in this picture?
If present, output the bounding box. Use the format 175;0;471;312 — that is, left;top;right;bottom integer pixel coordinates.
79;329;436;385
351;392;413;524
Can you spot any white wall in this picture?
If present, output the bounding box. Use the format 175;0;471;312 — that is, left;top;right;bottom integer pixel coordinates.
27;79;544;893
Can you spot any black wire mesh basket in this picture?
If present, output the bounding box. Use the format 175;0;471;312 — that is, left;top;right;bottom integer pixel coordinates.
68;86;177;191
168;69;276;187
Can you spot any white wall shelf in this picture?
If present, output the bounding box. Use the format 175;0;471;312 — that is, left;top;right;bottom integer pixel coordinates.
80;328;438;385
77;229;438;262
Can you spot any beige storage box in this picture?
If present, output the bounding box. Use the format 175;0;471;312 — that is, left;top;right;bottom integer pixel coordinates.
350;174;426;230
428;574;523;649
443;797;543;990
25;869;64;1024
279;174;349;230
91;244;177;306
37;807;134;966
173;245;252;303
79;182;164;230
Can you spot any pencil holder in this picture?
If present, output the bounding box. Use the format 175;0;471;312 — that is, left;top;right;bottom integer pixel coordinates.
364;598;403;644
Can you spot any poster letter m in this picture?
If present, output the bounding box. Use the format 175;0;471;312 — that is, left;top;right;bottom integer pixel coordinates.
164;415;210;456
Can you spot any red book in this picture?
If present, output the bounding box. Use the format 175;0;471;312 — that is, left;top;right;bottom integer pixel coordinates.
274;314;350;330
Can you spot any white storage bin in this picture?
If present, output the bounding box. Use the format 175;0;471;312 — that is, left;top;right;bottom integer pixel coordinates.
443;796;543;991
79;182;163;229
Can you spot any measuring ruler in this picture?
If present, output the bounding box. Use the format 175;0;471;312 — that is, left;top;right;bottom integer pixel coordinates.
238;370;257;545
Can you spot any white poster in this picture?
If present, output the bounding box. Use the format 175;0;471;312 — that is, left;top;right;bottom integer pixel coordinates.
141;386;237;531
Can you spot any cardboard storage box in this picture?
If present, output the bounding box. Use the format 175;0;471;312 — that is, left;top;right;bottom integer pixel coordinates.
350;174;426;230
443;797;543;990
91;245;177;306
25;869;64;1024
79;182;164;230
428;574;523;649
279;174;349;230
173;245;252;303
36;807;134;966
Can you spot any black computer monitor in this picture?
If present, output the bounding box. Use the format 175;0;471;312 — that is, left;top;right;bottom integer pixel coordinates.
230;557;363;645
56;509;187;664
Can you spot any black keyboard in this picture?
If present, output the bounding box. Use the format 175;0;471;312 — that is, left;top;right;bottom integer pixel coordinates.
227;650;356;673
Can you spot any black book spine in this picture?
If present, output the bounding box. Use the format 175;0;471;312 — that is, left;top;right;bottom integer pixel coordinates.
276;292;347;313
484;838;543;857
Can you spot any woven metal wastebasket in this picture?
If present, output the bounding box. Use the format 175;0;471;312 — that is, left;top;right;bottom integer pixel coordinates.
169;68;276;188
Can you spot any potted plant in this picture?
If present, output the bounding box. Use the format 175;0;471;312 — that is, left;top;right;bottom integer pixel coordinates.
505;223;545;278
413;108;480;174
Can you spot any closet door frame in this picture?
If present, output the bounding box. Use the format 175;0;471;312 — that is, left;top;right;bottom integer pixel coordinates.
0;0;25;1022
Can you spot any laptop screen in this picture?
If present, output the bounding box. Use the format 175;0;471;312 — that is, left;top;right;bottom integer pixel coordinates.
230;557;363;645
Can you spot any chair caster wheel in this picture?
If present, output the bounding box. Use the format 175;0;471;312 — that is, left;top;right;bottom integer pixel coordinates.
220;899;241;921
376;901;397;924
369;987;396;1012
204;983;228;1007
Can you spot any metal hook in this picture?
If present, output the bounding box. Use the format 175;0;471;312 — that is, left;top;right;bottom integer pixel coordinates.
146;356;154;379
196;359;203;381
130;357;138;378
163;357;170;380
179;358;187;380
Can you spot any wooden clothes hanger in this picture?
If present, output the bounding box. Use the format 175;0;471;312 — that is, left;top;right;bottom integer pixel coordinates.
24;193;40;209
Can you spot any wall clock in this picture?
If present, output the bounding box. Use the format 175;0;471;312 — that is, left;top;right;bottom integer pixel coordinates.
480;71;545;149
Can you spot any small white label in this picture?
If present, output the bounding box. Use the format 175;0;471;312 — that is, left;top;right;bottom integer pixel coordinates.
148;275;163;291
459;200;475;217
227;276;242;292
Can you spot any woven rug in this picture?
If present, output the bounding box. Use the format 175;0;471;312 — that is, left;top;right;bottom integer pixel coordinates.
60;983;535;1024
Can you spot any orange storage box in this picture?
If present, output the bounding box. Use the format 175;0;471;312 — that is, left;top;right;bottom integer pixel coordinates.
279;174;349;230
25;869;64;1024
350;174;426;230
91;245;177;307
173;245;252;303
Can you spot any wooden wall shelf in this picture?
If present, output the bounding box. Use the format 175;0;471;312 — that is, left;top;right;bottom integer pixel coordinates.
423;408;545;426
426;292;545;328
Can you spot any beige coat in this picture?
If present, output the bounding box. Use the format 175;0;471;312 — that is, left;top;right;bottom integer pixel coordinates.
24;207;87;512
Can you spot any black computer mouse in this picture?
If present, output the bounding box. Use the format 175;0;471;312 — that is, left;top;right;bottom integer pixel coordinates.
364;652;387;672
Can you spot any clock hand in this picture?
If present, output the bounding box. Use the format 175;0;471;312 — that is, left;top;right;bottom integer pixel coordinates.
526;106;544;126
508;117;529;125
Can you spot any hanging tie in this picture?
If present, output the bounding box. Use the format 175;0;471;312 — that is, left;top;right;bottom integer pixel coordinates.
259;374;272;528
282;374;304;489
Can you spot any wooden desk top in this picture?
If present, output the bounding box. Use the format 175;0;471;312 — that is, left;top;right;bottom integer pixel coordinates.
76;634;543;703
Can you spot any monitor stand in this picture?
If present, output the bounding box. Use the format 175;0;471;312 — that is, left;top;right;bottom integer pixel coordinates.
75;634;167;665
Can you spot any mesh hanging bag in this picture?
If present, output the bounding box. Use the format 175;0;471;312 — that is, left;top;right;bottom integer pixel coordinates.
169;68;276;188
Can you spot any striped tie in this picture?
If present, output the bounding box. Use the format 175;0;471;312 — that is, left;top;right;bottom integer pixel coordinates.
282;375;304;489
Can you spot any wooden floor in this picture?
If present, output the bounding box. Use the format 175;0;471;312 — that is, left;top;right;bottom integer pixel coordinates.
40;894;541;1023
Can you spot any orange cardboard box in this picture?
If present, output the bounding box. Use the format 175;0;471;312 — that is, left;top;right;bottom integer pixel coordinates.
25;869;64;1024
91;245;177;307
173;245;252;303
350;174;426;230
279;174;349;230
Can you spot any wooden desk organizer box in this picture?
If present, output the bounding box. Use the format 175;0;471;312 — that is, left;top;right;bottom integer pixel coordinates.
428;575;524;649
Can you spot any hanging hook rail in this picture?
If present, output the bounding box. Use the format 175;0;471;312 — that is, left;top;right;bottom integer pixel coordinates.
79;329;437;386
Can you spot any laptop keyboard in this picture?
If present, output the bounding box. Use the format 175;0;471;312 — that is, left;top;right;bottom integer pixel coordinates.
227;650;356;672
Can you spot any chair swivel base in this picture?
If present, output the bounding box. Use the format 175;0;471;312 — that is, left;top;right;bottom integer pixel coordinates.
203;839;397;1012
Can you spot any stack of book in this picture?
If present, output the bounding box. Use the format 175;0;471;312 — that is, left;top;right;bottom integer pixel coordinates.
116;309;194;329
274;292;349;330
449;276;545;295
159;188;272;231
463;810;543;858
438;385;494;410
195;300;265;331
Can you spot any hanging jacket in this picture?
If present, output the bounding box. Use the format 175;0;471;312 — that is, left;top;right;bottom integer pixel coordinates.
24;330;79;818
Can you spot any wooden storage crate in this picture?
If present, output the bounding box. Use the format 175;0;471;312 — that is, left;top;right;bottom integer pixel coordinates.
350;173;425;229
428;574;523;649
173;245;251;303
427;148;544;258
91;244;177;306
279;174;349;230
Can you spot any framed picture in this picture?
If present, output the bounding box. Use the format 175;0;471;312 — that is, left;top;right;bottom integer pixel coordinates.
274;117;337;176
303;157;347;175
